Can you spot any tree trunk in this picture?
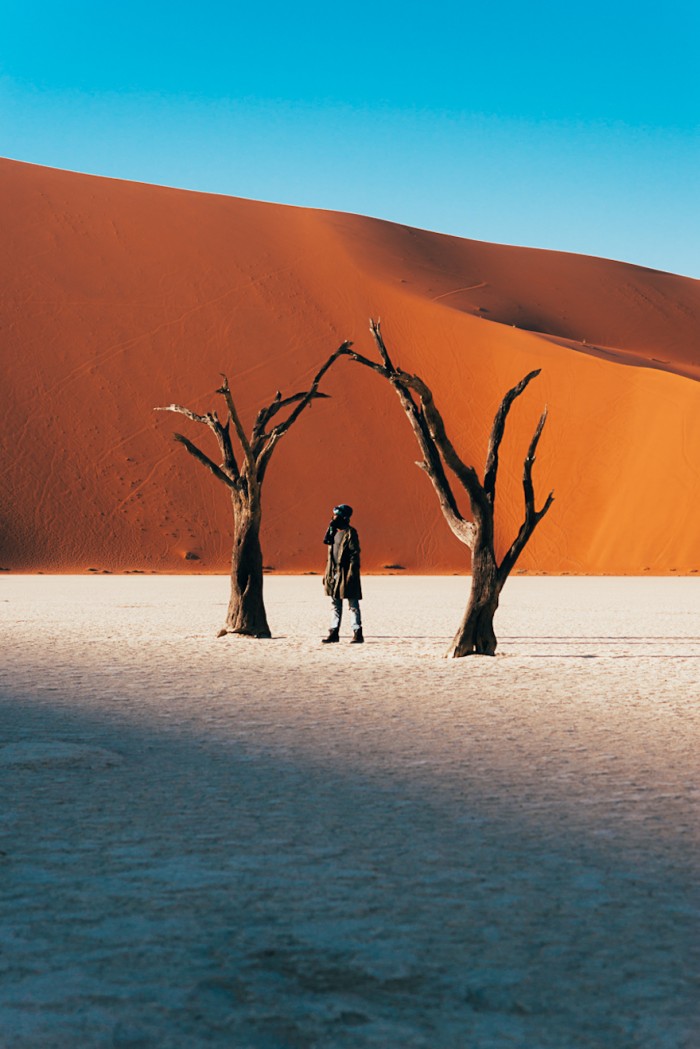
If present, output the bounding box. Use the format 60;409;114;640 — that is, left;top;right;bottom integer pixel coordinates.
223;496;271;637
447;543;501;657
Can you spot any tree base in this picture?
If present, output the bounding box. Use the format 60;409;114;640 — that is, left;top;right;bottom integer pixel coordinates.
445;603;499;658
445;642;497;659
218;626;272;639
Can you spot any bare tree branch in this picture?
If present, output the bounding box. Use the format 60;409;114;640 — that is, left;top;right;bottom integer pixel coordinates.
483;370;541;503
268;341;351;440
347;350;389;377
217;416;240;481
216;374;255;474
172;433;237;489
394;369;486;519
497;407;554;581
252;390;282;440
155;403;239;482
349;334;473;545
252;391;330;444
523;407;551;513
154;404;209;425
368;321;482;512
255;341;351;479
369;318;397;371
389;378;474;545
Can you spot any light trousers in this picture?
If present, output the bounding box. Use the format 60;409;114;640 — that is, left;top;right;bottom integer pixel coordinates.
330;597;362;631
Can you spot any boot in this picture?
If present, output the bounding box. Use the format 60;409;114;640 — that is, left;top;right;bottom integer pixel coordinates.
322;627;340;644
350;628;364;644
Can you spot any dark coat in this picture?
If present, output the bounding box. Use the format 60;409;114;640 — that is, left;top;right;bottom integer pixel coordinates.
324;526;362;600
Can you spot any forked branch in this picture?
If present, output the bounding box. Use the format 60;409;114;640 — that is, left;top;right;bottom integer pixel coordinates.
155;403;240;482
498;407;555;581
253;390;329;442
217;418;240;481
172;433;237;489
217;375;255;472
268;341;351;441
368;322;482;504
157;341;348;491
483;370;541;503
393;368;485;519
369;319;397;372
348;323;475;545
255;341;352;479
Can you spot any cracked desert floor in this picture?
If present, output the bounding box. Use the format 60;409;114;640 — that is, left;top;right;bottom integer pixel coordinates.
1;575;698;1048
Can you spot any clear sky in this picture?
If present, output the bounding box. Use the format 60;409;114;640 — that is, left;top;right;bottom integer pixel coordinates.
2;0;699;276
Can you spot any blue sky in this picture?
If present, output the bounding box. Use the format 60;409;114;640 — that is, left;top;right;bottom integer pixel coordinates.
2;1;699;276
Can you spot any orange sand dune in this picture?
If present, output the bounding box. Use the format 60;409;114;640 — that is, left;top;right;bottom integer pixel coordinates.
2;157;700;574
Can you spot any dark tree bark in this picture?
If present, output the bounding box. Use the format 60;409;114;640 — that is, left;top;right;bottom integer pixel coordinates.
156;342;349;637
226;489;268;637
343;321;553;657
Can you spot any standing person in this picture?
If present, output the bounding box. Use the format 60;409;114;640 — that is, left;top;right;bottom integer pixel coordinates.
322;504;363;644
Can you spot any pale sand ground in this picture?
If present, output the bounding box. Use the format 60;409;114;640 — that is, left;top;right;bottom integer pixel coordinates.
0;575;698;1048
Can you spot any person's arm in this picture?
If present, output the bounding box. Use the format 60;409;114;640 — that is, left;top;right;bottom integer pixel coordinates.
347;527;361;564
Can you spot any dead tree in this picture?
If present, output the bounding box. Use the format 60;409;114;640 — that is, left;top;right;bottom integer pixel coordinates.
155;342;350;637
344;321;553;657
